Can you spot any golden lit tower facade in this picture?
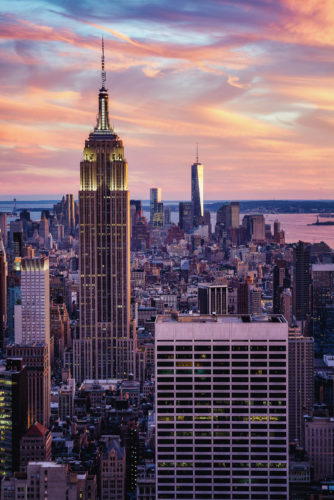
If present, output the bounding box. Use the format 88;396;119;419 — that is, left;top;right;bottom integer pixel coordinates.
74;40;133;382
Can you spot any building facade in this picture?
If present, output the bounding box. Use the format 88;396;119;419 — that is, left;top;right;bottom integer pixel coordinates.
73;42;133;381
155;313;289;499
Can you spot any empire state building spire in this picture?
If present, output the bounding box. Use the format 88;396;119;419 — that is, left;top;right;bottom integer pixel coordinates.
95;36;112;133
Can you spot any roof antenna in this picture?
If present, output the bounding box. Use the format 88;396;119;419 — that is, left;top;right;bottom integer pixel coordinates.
101;36;106;88
196;142;199;163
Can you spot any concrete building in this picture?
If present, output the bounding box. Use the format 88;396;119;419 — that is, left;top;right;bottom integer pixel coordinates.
305;417;334;481
0;212;7;247
15;257;50;345
6;344;50;428
155;313;289;499
198;283;228;315
100;436;126;500
288;330;314;445
150;187;162;227
293;241;311;323
58;378;76;421
20;422;52;470
1;462;97;500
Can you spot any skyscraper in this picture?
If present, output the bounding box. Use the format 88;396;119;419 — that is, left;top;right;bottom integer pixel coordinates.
191;155;204;227
0;231;7;350
293;241;311;322
155;313;289;499
15;256;50;345
150;187;163;228
74;39;133;382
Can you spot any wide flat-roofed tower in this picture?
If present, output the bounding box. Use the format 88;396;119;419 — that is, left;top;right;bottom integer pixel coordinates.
155;313;289;499
74;39;133;382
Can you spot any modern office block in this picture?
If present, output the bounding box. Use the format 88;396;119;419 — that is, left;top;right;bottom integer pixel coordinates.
293;241;311;322
155;313;289;500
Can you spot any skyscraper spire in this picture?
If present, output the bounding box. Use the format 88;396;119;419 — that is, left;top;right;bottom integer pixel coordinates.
196;142;199;163
95;36;112;133
101;36;106;89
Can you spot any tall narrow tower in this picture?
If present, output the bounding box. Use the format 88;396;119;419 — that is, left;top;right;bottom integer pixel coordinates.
191;146;204;227
74;39;132;382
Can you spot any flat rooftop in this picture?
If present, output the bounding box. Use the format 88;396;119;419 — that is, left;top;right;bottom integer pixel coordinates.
157;313;287;324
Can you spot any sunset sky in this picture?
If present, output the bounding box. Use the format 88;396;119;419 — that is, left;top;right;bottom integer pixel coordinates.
0;0;333;200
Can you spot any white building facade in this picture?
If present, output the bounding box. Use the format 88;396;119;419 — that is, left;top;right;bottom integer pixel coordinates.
155;314;289;500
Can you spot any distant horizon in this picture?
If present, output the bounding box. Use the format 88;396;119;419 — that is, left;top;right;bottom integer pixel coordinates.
0;197;334;203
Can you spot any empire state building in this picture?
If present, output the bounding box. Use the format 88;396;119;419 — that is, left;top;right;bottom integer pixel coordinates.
74;40;133;382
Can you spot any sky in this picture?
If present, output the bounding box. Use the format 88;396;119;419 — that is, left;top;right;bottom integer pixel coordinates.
0;0;334;200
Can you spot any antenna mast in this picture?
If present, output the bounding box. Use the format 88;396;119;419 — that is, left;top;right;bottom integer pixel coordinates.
101;36;106;88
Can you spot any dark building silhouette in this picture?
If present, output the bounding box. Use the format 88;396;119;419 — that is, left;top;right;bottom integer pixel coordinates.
293;241;311;322
179;201;193;233
0;358;28;477
273;260;291;314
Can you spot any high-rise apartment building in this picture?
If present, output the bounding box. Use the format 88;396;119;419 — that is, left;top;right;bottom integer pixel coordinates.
191;159;204;227
293;241;311;322
74;41;133;382
155;313;289;499
6;344;50;428
288;329;313;446
15;256;50;345
216;202;240;230
20;422;52;470
0;232;7;350
198;283;228;315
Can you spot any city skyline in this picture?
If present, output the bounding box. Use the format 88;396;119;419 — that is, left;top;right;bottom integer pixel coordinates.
0;0;333;200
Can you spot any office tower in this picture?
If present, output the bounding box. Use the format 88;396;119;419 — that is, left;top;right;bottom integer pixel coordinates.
15;257;50;345
155;313;289;500
1;462;97;500
237;282;249;314
179;201;193;233
39;214;49;246
191;157;204;227
293;241;311;322
0;212;7;247
230;202;240;228
7;257;21;344
198;283;228;314
0;233;7;350
74;41;132;382
251;214;265;242
272;260;291;314
305;417;334;481
150;187;163;227
217;202;239;231
311;263;334;356
100;436;126;500
163;206;171;226
6;344;50;428
288;329;313;446
0;358;28;478
20;422;52;470
65;193;75;233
